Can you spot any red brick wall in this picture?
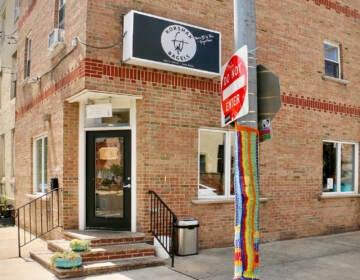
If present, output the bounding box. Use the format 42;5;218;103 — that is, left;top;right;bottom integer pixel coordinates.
15;0;86;228
83;0;235;246
256;0;360;241
14;0;360;248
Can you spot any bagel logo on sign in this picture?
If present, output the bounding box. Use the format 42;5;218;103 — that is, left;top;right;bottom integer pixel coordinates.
161;25;197;62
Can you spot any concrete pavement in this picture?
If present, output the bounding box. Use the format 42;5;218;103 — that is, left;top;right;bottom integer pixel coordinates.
1;225;360;279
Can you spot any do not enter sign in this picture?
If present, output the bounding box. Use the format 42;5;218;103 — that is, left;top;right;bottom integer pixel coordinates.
221;45;249;126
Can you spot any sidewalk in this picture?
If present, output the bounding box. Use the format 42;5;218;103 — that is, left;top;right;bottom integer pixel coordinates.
1;226;360;279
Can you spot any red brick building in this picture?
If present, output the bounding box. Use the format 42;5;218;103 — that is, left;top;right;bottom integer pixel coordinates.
15;0;359;249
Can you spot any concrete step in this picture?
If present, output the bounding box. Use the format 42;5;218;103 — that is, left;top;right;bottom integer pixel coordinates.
63;230;147;247
47;239;155;262
30;249;167;279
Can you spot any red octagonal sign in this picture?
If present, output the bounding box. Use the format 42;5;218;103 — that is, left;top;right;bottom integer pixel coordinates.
221;45;249;126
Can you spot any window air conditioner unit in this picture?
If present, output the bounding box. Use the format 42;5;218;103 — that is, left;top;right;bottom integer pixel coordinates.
48;28;64;49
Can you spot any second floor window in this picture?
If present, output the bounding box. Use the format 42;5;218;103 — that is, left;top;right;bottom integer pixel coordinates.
58;0;66;29
324;42;341;79
11;52;16;99
25;36;31;77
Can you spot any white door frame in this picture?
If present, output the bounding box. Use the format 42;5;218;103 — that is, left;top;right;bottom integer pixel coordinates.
68;90;141;232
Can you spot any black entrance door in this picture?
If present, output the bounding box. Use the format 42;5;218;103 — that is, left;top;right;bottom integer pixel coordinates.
86;130;131;230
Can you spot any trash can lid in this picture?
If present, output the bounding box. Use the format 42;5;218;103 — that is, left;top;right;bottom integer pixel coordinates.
177;218;199;226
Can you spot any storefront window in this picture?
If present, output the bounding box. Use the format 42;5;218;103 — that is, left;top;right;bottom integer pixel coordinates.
323;140;358;193
198;129;234;198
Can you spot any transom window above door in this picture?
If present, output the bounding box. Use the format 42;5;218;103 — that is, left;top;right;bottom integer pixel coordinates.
86;108;130;128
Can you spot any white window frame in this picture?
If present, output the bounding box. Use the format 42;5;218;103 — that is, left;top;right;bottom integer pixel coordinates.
324;41;341;79
198;128;234;199
322;140;359;195
33;135;48;193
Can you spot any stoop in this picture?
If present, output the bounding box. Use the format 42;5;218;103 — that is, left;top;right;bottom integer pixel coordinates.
30;230;167;279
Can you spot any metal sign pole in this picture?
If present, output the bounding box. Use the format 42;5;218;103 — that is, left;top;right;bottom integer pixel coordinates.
233;1;260;279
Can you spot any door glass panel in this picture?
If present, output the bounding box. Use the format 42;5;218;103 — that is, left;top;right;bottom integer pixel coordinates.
95;136;124;218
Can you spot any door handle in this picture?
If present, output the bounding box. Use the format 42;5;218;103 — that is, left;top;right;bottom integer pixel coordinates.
123;184;131;189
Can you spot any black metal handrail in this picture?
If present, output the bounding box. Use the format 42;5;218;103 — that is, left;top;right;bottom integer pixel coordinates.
16;188;62;257
148;190;177;267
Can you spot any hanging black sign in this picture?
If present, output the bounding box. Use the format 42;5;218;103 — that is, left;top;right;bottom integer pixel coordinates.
123;10;221;78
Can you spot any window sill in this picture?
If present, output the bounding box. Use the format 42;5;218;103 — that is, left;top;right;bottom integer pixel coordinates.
192;197;270;205
318;193;360;200
322;75;349;85
192;198;234;205
26;193;47;200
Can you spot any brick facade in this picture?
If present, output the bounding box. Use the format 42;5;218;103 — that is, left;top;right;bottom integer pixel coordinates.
257;0;360;241
14;0;359;249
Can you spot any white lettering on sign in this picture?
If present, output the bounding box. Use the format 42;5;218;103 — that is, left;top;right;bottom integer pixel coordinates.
225;94;240;111
222;75;245;100
222;62;244;89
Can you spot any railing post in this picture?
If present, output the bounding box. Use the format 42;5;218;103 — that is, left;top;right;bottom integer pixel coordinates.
17;209;21;257
148;190;177;267
171;216;177;267
16;188;62;258
149;192;152;233
57;189;60;227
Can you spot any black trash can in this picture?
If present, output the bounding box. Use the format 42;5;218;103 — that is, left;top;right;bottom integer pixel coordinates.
175;218;199;256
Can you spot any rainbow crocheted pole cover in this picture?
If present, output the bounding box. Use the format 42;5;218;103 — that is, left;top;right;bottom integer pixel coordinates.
234;125;260;280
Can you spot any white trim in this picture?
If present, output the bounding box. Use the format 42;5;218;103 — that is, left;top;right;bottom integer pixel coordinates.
67;89;142;104
130;98;137;232
322;140;359;194
78;102;86;230
32;135;48;194
321;75;349;85
75;92;138;232
323;41;341;79
198;128;235;200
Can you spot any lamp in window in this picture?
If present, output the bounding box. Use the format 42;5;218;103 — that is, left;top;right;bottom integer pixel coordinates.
99;147;119;160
